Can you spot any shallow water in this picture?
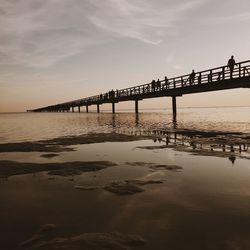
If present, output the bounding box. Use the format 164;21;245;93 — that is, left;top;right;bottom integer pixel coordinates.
0;107;250;143
0;108;250;250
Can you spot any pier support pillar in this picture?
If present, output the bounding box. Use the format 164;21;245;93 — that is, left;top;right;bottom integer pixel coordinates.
135;100;139;114
97;104;100;113
86;105;89;113
78;106;80;113
112;102;115;113
72;107;74;112
172;96;177;122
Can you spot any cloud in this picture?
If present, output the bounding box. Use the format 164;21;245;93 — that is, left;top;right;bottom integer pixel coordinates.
0;0;110;67
88;0;202;45
215;12;250;23
0;0;202;68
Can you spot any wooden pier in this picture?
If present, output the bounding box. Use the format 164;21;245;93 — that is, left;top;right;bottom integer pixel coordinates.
27;59;250;121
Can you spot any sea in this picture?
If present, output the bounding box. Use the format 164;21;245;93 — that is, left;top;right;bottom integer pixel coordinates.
0;107;250;250
0;106;250;143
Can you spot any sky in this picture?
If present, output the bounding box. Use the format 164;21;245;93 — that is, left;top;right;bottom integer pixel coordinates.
0;0;250;112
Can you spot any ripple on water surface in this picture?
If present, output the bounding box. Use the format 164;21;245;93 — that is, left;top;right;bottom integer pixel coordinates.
0;107;250;143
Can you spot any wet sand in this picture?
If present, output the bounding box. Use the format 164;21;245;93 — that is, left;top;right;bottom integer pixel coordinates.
0;130;250;250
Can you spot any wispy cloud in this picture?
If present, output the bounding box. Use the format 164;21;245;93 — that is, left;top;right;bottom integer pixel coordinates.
88;0;202;45
0;0;202;68
215;12;250;23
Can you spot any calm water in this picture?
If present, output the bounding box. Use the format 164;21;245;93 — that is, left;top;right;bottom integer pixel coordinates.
0;107;250;250
0;107;250;143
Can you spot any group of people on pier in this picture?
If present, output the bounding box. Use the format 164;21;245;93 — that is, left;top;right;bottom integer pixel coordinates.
187;55;237;85
98;56;237;101
151;79;163;91
100;89;117;100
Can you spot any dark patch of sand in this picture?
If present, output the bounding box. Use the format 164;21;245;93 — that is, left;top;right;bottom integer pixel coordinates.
125;162;183;172
74;185;100;190
0;133;148;153
74;179;163;195
150;164;183;171
104;182;145;195
125;162;155;166
103;179;163;195
46;132;148;146
40;153;60;158
137;145;168;150
21;224;146;250
0;141;73;153
0;160;116;178
127;179;163;185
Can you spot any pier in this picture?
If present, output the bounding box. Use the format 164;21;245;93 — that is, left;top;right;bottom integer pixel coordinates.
28;59;250;121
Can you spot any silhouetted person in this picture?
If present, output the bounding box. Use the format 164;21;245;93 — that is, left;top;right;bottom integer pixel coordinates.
189;70;196;85
151;80;156;91
227;55;237;78
165;76;168;89
110;89;115;99
156;79;161;90
217;72;221;81
208;71;213;82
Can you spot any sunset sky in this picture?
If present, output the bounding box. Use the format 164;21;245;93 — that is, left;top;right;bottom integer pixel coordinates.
0;0;250;112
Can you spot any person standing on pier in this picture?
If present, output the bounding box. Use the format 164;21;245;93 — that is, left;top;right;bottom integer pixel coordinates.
189;70;196;85
156;79;161;90
165;76;168;89
151;80;156;91
227;55;237;78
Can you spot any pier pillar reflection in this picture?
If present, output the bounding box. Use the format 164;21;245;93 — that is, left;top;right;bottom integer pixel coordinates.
135;100;139;113
172;96;177;122
135;113;139;127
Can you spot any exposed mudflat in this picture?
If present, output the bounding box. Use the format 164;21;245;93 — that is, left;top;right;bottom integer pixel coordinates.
104;179;164;195
0;160;116;178
74;179;164;195
0;131;249;163
40;153;60;158
0;132;148;153
149;165;183;171
125;162;183;172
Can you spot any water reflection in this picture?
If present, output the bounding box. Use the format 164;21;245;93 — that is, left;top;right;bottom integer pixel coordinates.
123;128;250;164
0;107;250;143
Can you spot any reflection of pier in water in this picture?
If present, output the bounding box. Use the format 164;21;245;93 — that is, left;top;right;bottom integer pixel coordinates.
117;121;250;164
131;129;248;151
